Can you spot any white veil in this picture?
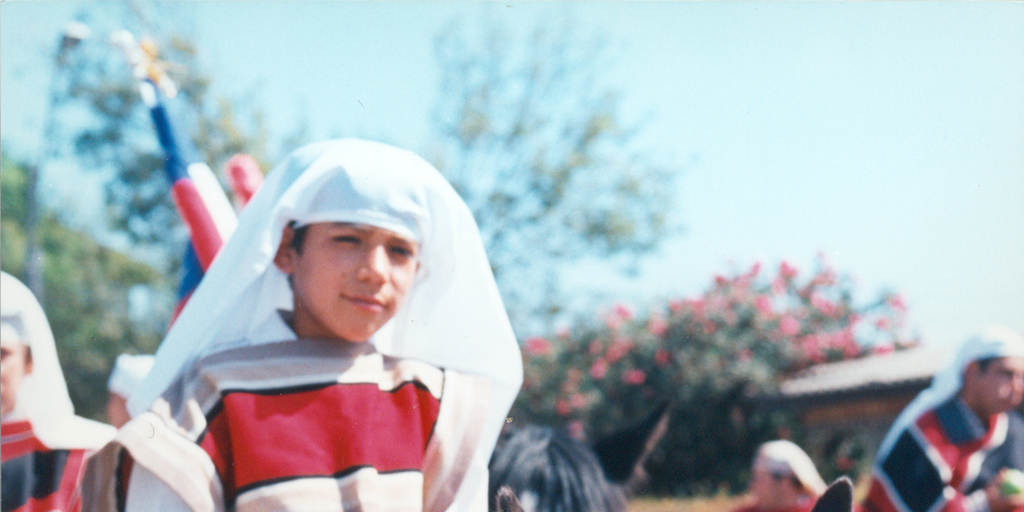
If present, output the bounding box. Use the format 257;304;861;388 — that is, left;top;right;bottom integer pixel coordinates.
0;271;115;449
875;325;1024;460
128;139;523;506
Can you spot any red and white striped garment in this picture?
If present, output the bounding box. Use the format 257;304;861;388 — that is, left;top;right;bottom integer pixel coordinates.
86;339;492;512
2;420;93;512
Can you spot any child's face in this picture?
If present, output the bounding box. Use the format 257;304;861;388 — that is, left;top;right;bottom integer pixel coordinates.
274;222;421;342
0;337;32;417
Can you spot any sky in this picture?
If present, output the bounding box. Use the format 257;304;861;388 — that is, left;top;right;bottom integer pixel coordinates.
2;1;1023;350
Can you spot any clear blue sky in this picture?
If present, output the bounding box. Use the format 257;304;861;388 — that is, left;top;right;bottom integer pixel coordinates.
3;1;1022;349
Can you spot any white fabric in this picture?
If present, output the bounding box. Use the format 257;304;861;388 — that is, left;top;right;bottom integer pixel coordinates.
876;325;1024;459
0;271;116;449
126;465;197;512
754;440;827;495
107;354;156;399
128;139;523;510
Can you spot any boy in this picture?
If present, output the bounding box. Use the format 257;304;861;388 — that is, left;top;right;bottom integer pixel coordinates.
85;140;523;512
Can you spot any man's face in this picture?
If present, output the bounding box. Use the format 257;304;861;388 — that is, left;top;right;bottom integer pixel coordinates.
274;222;420;342
0;337;32;417
963;356;1024;419
749;458;804;509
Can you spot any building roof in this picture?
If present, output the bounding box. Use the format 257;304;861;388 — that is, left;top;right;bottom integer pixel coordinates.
779;346;952;398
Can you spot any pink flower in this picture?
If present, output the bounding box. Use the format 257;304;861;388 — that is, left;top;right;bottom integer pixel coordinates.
589;339;604;355
654;348;671;367
605;302;634;331
524;336;552;356
648;315;668;336
590;359;609;380
779;261;799;280
873;343;895;355
668;299;687;314
738;349;753;362
687;298;706;317
613;302;634;321
755;295;773;318
622;369;646;385
875;317;891;330
800;334;824;362
606;337;632;362
570;393;588;409
779;315;801;337
812;265;837;286
810;292;836;317
702;320;717;335
888;293;907;313
747;261;762;278
557;400;571;416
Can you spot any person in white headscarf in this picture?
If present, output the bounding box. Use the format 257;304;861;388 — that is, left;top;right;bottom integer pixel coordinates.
731;440;827;512
83;139;523;512
865;326;1024;512
1;271;116;512
104;354;155;428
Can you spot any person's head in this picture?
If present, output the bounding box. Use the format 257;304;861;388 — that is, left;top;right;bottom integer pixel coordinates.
954;326;1024;421
127;141;523;464
748;440;827;510
961;355;1024;421
489;424;628;512
273;221;420;342
0;272;77;426
0;323;32;417
106;354;155;427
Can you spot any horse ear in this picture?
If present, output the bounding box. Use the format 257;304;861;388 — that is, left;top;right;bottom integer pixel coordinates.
809;477;854;512
493;486;525;512
591;401;672;484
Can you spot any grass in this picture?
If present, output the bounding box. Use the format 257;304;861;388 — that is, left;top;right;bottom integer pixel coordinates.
630;495;746;512
626;473;873;512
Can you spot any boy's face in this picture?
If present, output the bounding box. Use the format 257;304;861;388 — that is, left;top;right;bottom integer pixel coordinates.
0;336;32;417
274;222;420;342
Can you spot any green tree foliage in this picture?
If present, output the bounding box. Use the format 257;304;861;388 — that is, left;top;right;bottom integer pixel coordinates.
515;257;918;495
2;156;169;420
431;17;679;331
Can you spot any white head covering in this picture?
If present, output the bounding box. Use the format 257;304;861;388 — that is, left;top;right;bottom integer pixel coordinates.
754;440;827;496
1;271;116;449
107;354;155;399
876;325;1024;458
129;139;523;502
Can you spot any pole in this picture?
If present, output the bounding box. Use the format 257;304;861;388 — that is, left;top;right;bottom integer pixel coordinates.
22;23;90;299
23;22;90;300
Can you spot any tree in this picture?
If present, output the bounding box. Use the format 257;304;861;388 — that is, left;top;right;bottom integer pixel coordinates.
514;257;918;495
430;16;680;332
62;3;272;256
2;156;169;420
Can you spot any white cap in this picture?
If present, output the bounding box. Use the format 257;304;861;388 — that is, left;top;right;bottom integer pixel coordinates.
755;440;828;495
107;354;155;399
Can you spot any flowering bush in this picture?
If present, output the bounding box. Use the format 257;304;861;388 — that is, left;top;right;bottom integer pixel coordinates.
514;256;918;494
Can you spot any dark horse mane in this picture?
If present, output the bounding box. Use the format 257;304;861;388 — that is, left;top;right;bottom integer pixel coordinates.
488;424;628;512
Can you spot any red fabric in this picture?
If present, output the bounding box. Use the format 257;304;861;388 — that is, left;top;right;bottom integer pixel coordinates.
864;407;1006;512
199;381;441;501
1;420;49;461
1;421;89;512
171;179;224;270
